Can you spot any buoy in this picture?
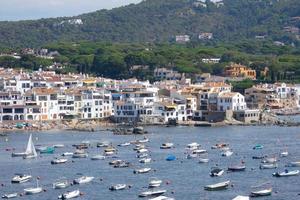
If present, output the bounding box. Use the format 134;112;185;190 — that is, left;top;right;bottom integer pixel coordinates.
80;192;84;196
43;189;47;192
1;183;4;187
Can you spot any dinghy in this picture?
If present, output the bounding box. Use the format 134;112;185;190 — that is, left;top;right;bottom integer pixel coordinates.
51;158;68;165
53;180;69;189
273;169;299;177
134;167;151;174
139;189;167;197
199;158;209;163
149;178;163;188
109;184;127;191
91;155;106;160
204;180;230;191
228;165;246;172
160;143;174;149
62;152;73;156
287;161;300;167
259;163;278;169
149;196;174;200
280;151;289;157
210;168;224;177
139;158;152;163
73;176;94;184
1;193;18;199
232;196;249;200
250;188;272;197
222;150;233;157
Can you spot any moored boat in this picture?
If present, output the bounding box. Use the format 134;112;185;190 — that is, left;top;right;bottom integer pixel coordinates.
228;165;246;172
11;174;32;183
160;143;174;149
62;152;73;157
210;168;224;177
222;150;233;157
139;189;167;197
91;155;106;160
139;157;152;163
12;134;37;158
204;180;230;191
58;189;80;199
250;188;272;197
1;193;18;199
51;158;68;165
253;144;263;150
232;196;249;200
73;176;94;184
149;178;162;188
53;180;69;189
134;167;151;174
280;151;289;157
166;155;176;161
259;163;277;169
109;184;127;191
286;161;300;167
273;169;300;177
199;158;209;163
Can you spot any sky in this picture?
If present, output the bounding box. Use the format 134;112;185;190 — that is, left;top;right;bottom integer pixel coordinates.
0;0;143;21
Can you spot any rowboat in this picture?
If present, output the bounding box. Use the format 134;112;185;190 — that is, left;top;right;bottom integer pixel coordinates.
139;189;167;197
250;188;272;197
273;169;300;177
228;165;246;172
204;180;230;191
58;189;81;199
51;158;68;165
259;163;278;169
1;193;18;199
134;167;151;174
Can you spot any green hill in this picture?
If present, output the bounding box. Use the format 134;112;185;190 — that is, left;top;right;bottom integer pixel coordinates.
0;0;299;48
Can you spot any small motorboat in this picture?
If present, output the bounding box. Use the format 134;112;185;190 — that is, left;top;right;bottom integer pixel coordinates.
199;158;209;163
160;143;174;149
1;193;18;199
280;151;289;157
210;168;224;177
273;169;300;177
139;189;167;197
24;183;43;195
109;160;123;165
113;161;130;168
104;151;115;156
97;141;110;148
222;150;233;157
73;176;94;184
62;152;73;157
260;163;278;169
11;174;32;183
192;149;207;154
149;178;162;188
109;184;127;191
39;146;55;154
138;138;150;143
261;157;277;164
137;153;148;158
149;196;174;200
53;180;69;189
204;180;230;191
250;188;272;197
53;144;65;148
51;158;68;165
139;158;152;163
72;150;88;158
118;142;131;147
286;161;300;167
134;167;151;174
58;189;80;199
187;154;198;159
228;165;246;172
253;144;263;150
187;142;200;148
91;155;106;160
232;196;249;200
166;155;176;161
137;148;148;153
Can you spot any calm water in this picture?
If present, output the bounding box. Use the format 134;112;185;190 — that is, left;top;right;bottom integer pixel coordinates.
0;125;299;200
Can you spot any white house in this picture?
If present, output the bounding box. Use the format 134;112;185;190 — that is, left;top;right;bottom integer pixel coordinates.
217;92;247;111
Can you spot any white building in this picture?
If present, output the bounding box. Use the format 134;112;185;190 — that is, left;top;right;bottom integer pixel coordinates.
217;92;247;111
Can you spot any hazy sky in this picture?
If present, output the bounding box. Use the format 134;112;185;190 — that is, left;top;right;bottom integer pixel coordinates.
0;0;142;21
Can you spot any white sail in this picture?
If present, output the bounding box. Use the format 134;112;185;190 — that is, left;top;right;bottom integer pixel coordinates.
25;134;37;157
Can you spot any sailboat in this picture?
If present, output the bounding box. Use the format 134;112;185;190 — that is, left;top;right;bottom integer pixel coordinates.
24;178;43;195
12;134;37;159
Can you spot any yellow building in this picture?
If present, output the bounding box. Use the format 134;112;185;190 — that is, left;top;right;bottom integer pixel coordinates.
224;63;256;80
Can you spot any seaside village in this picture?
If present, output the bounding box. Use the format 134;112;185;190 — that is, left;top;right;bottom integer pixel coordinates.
0;63;300;130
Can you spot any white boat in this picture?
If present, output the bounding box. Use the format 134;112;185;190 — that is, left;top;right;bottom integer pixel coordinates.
192;149;207;154
137;153;148;158
24;179;43;195
62;152;73;156
53;144;65;148
210;168;224;177
73;176;94;184
72;150;88;158
262;157;277;164
199;158;209;163
51;158;68;164
287;161;300;167
109;184;127;191
250;188;272;197
91;155;106;160
149;196;174;200
280;151;289;157
273;169;300;177
187;142;200;148
53;180;69;189
138;138;149;143
160;143;174;149
1;193;18;199
97;141;110;147
139;189;167;197
232;196;249;200
259;163;278;169
139;158;152;163
187;154;198;159
134;167;151;174
11;174;32;183
222;150;233;157
104;151;115;156
204;180;230;191
58;189;80;199
118;142;131;147
137;148;148;153
149;178;162;188
12;134;37;159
